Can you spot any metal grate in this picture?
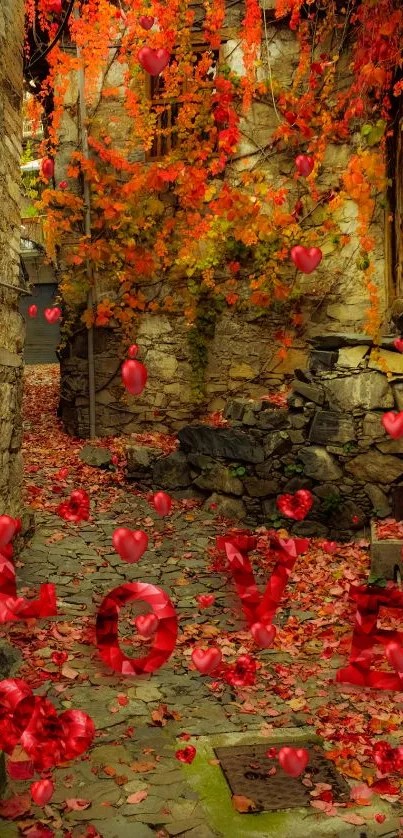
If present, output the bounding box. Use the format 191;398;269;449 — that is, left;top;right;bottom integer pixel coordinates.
214;742;350;812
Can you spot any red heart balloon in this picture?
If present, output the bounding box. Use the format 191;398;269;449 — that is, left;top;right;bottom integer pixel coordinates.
0;679;35;755
21;697;94;771
382;411;403;439
152;491;172;517
291;245;322;274
322;540;338;554
394;338;403;352
386;641;403;673
41;158;54;179
175;745;196;764
373;741;397;774
59;180;68;190
121;359;148;395
191;647;222;675
44;307;61;324
51;651;68;667
135;613;159;637
276;490;313;521
250;622;276;648
128;343;138;358
48;0;62;13
278;746;309;777
139;15;154;29
138;46;170;76
28;305;37;318
196;594;215;609
295;155;314;176
112;528;148;563
0;516;19;549
57;489;89;522
31;779;54;806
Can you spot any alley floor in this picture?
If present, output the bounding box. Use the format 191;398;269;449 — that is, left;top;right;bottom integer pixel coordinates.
1;366;403;837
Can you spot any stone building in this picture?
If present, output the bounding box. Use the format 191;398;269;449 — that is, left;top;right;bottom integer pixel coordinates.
49;2;393;438
0;1;25;517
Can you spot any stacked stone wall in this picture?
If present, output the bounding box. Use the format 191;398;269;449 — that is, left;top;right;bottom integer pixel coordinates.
0;1;24;516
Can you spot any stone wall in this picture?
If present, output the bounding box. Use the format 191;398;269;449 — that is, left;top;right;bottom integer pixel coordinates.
0;1;25;516
57;4;389;438
126;333;403;537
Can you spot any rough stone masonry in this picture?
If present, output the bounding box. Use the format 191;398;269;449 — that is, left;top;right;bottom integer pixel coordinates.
0;1;25;517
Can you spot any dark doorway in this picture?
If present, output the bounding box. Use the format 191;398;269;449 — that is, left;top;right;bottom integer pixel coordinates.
20;284;60;364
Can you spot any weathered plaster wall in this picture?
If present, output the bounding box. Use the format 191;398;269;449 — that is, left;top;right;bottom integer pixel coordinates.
58;6;388;436
0;1;25;514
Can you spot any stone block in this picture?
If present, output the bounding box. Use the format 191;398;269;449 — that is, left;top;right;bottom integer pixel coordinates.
309;349;338;371
336;345;369;368
291;380;324;405
309;411;356;445
364;484;391;517
152;451;191;489
264;431;291;458
229;362;258;379
298;446;342;480
255;409;289;430
392;382;403;411
126;444;161;474
362;412;386;441
370;521;403;581
346;450;403;483
194;464;243;496
204;493;246;520
324;372;394;411
268;349;309;374
79;445;112;469
178;424;264;464
243;477;278;497
369;348;403;375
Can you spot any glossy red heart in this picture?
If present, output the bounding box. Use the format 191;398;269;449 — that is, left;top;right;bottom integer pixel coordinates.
20;697;95;771
322;540;338;554
128;343;139;358
250;622;276;648
381;411;403;439
48;0;62;13
28;305;37;318
278;746;309;777
0;516;19;549
196;594;215;608
138;47;170;76
394;338;403;352
139;15;154;29
112;528;148;563
175;745;196;764
191;647;222;674
31;779;54;806
121;359;148;395
276;490;313;521
386;640;403;673
373;740;397;774
57;489;89;522
135;613;159;638
295;154;314;176
44;307;61;324
0;679;35;755
291;245;322;274
41;158;54;179
51;651;68;667
152;491;172;517
59;180;68;190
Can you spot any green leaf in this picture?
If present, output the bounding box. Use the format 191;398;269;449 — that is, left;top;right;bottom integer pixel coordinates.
360;124;372;137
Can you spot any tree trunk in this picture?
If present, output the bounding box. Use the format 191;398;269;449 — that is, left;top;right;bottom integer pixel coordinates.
0;1;25;516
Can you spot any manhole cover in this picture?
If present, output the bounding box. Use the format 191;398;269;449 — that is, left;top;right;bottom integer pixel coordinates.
214;742;350;812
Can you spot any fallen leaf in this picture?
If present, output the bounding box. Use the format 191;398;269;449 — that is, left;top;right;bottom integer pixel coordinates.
232;795;258;813
130;761;156;773
127;790;148;804
0;792;31;818
65;798;91;811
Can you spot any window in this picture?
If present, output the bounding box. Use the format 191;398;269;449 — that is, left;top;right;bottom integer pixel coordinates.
146;44;220;160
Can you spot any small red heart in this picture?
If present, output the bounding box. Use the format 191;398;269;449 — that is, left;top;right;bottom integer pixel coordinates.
295;155;314;176
322;541;338;554
31;779;54;806
250;622;276;648
386;640;403;673
381;411;403;439
191;647;222;675
59;180;68;190
276;490;313;521
138;47;170;76
175;745;196;764
152;491;172;517
375;814;386;824
112;528;148;563
291;245;322;274
44;307;61;324
135;613;159;638
139;15;154;29
121;359;147;395
394;338;403;352
28;305;37;318
196;595;215;609
278;746;309;777
128;344;138;358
